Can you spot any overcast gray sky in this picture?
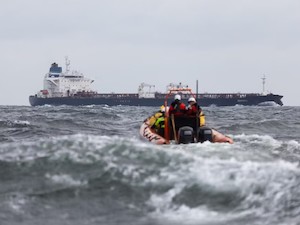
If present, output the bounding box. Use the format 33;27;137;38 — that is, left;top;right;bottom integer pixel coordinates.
1;0;299;106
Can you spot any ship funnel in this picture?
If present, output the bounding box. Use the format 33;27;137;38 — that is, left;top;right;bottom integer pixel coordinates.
50;63;62;73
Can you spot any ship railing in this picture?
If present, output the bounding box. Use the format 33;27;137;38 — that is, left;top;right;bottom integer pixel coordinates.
166;82;189;91
167;87;192;94
92;93;139;98
196;93;261;98
154;92;262;99
138;93;155;98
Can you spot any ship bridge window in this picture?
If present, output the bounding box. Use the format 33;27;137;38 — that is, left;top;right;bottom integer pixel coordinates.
49;74;59;78
50;66;62;73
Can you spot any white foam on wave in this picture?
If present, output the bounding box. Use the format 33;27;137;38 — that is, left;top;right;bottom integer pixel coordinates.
234;133;300;156
146;144;300;224
5;193;28;214
258;101;279;106
102;104;114;109
0;133;122;163
233;133;282;148
286;140;300;153
149;196;222;224
83;104;96;108
49;134;115;164
3;119;30;127
45;173;87;187
13;120;30;125
39;104;53;107
47;134;154;179
0;141;55;162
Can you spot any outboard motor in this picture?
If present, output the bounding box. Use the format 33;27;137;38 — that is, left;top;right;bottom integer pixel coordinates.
177;126;194;144
197;126;213;143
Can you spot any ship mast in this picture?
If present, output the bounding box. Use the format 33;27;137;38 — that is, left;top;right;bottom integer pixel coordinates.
65;56;70;74
261;75;266;95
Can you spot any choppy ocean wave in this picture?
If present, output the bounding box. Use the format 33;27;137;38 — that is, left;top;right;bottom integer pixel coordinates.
0;105;300;225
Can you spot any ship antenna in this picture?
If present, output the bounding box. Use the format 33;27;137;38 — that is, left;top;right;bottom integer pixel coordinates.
196;80;199;141
261;75;266;94
65;56;70;73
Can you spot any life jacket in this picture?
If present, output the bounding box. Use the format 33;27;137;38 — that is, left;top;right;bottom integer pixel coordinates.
154;116;165;129
154;115;165;137
187;104;198;115
148;112;164;127
187;103;206;126
169;101;186;116
199;111;206;127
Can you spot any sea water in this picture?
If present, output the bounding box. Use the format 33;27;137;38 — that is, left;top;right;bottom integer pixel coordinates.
0;105;300;225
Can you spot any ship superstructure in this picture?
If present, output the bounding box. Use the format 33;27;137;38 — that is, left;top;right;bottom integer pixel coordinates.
37;58;95;98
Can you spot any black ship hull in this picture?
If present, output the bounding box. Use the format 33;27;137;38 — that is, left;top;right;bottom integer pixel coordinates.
29;94;283;107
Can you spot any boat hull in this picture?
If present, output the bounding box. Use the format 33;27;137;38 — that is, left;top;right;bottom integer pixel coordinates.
139;121;168;145
139;119;233;145
29;94;283;107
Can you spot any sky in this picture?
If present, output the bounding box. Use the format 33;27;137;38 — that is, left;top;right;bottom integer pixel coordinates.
1;0;299;106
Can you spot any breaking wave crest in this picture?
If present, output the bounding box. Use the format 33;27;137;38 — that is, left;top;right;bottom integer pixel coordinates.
1;133;300;225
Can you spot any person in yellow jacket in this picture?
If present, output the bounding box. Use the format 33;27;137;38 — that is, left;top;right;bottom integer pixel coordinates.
147;105;167;137
186;97;206;126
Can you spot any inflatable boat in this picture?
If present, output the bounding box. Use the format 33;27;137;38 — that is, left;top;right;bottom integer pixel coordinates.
140;116;233;145
139;86;233;145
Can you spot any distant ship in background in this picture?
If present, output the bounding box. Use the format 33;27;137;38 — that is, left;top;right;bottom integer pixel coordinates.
29;58;284;107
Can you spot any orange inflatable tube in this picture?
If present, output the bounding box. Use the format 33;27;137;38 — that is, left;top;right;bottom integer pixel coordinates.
212;129;234;144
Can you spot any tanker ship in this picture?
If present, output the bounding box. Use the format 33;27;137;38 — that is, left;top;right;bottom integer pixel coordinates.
29;60;283;107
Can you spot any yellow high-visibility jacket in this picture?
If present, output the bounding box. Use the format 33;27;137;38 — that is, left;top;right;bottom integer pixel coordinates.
148;112;164;127
199;111;205;127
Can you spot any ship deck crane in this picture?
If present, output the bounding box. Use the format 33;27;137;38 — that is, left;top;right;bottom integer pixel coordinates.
138;83;156;98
